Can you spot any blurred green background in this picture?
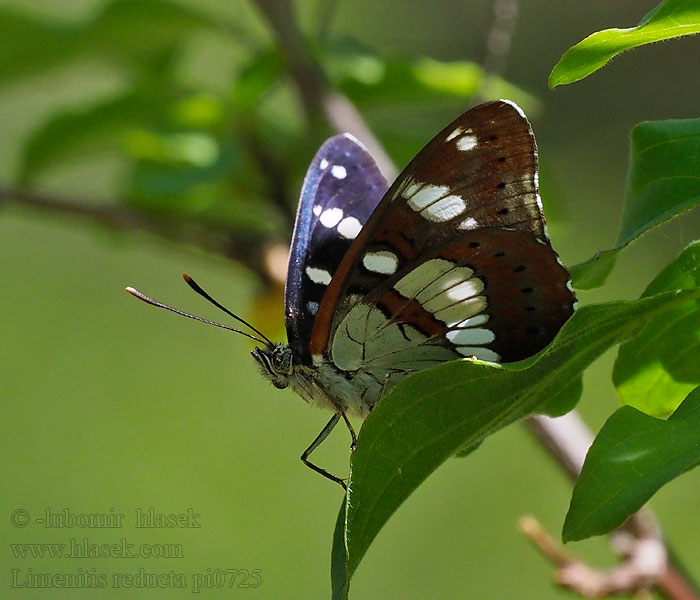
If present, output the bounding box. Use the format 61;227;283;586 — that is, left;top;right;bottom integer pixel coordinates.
2;1;700;598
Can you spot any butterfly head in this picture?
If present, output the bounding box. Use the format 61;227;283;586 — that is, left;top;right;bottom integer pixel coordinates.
252;343;294;389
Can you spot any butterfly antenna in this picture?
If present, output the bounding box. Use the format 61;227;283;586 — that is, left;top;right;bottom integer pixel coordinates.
125;287;268;345
182;273;274;346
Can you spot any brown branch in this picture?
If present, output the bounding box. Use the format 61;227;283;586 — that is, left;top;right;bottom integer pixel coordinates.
251;0;397;181
526;414;699;600
0;185;284;285
320;93;398;181
526;411;591;480
520;515;667;598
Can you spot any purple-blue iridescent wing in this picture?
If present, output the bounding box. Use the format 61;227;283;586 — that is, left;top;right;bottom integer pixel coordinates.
284;134;388;363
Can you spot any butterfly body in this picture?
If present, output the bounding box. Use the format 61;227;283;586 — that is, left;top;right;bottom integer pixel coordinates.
251;101;576;478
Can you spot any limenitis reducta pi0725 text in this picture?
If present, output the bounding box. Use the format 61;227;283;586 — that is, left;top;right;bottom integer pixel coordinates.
127;100;576;489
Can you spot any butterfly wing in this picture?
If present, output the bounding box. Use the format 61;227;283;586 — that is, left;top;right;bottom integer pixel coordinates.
284;134;388;364
310;101;575;390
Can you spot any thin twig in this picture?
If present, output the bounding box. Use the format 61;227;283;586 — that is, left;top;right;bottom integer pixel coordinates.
526;414;699;600
320;92;397;181
0;185;283;285
473;0;520;105
482;0;520;78
251;0;397;181
525;411;591;480
520;515;667;598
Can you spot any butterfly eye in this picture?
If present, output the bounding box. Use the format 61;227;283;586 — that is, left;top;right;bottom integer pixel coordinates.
271;346;293;375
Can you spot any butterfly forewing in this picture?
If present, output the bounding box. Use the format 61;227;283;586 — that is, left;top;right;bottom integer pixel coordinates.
310;100;575;378
396;100;547;240
285;134;388;363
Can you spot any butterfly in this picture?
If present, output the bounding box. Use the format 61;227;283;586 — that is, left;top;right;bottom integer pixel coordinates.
127;100;576;488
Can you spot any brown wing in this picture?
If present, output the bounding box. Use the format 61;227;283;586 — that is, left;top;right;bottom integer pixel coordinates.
310;100;574;364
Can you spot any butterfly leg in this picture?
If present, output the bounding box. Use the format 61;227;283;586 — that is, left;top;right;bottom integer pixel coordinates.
341;411;358;451
379;371;401;401
301;413;348;489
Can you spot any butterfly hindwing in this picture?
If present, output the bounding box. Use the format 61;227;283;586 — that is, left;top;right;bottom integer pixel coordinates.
285;134;388;363
334;228;574;372
310;100;575;377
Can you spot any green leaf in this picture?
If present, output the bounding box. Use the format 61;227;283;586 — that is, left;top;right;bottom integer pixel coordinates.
84;0;224;70
332;288;700;586
0;8;81;84
169;93;226;130
331;499;349;600
0;0;228;86
331;55;479;105
18;90;168;184
616;119;700;246
570;118;700;289
570;249;618;290
614;241;700;417
232;50;284;111
126;137;286;235
324;50;538;114
563;386;700;542
540;374;584;417
549;0;700;88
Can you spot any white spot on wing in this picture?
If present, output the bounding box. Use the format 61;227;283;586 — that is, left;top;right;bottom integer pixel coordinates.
445;277;484;301
319;207;343;228
404;181;422;198
313;205;322;216
421;194;466;222
457;134;478;152
395;261;488;329
395;259;454;298
337;216;362;239
434;295;487;323
404;181;465;222
319;158;329;170
307;300;319;315
331;165;347;179
421;274;482;313
363;250;398;275
446;127;464;141
431;270;474;294
447;327;495;345
305;266;332;285
458;217;479;229
405;183;450;211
